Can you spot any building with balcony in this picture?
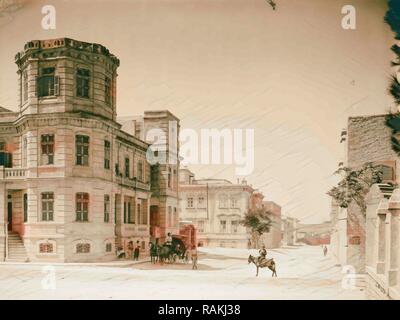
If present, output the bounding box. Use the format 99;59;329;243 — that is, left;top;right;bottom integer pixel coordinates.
178;168;254;248
0;38;179;262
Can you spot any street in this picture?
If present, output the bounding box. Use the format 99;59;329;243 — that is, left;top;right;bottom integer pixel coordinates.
0;245;366;300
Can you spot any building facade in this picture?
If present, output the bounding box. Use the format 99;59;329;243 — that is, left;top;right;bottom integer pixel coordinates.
281;216;298;246
179;168;254;248
0;38;179;262
258;201;282;249
120;111;180;244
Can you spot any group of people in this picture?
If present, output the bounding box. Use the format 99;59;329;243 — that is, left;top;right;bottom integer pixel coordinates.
116;240;141;261
116;233;199;269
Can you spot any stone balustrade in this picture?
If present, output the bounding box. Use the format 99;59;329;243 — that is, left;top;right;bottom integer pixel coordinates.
0;167;27;180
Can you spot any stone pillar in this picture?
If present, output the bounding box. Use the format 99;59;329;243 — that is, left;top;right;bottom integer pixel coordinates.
376;199;388;274
388;189;400;287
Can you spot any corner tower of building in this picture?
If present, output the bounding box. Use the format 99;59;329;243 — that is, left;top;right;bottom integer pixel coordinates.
15;38;120;120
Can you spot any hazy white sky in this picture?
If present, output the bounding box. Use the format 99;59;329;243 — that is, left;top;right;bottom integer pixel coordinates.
0;0;393;223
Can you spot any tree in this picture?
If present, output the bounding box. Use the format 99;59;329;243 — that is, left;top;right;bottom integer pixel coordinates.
240;207;273;249
327;163;383;214
384;1;400;154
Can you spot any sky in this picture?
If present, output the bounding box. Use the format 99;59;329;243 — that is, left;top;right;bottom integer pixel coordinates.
0;0;393;223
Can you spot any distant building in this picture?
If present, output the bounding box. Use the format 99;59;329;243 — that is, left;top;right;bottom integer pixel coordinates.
179;168;254;248
282;216;298;246
258;201;282;249
296;221;330;245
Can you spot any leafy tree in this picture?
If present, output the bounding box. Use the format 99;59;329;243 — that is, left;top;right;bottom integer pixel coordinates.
384;1;400;154
327;163;383;214
241;207;273;248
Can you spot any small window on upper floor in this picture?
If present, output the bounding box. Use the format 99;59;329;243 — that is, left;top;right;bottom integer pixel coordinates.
41;134;54;165
76;135;89;166
37;67;59;97
23;71;28;102
125;157;130;178
104;140;111;170
76;68;90;98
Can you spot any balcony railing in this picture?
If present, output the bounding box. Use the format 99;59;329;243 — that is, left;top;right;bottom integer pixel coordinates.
0;167;27;180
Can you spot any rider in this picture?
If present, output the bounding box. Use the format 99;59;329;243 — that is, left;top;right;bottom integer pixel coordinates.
165;232;173;247
258;245;267;263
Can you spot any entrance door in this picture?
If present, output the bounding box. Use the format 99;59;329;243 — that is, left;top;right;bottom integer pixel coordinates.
7;195;12;231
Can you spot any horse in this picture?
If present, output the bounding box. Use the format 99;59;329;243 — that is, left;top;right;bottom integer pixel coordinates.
158;245;174;264
149;242;159;264
248;254;277;277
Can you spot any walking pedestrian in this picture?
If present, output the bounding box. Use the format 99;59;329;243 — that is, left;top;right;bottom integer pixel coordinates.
323;245;328;257
191;245;198;270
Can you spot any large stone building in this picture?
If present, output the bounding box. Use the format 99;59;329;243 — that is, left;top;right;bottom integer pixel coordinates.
179;168;254;248
0;38;179;262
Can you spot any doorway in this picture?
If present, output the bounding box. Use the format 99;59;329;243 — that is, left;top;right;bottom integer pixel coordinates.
7;194;12;231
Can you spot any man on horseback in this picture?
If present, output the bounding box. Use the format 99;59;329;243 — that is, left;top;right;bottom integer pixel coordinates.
258;245;267;263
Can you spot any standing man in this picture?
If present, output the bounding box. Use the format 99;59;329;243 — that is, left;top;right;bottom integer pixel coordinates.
323;245;328;257
133;240;140;261
191;245;198;270
165;232;173;246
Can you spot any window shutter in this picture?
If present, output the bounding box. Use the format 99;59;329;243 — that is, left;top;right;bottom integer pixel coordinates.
54;76;60;96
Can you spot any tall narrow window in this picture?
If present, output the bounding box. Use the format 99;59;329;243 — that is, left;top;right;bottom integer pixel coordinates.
104;195;110;223
105;76;111;105
198;196;205;208
76;68;90;98
230;198;238;208
123;201;127;224
41;192;54;221
173;207;178;227
128;201;133;224
220;220;227;233
187;197;194;208
137;161;143;181
23;71;28;102
104;140;111;169
197;221;204;233
37;67;59;97
41;134;54;165
76;193;89;222
137;202;142;224
22;136;27;167
114;196;117;224
125;157;130;178
167;167;172;188
76;135;89;166
23;193;28;223
231;221;239;233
